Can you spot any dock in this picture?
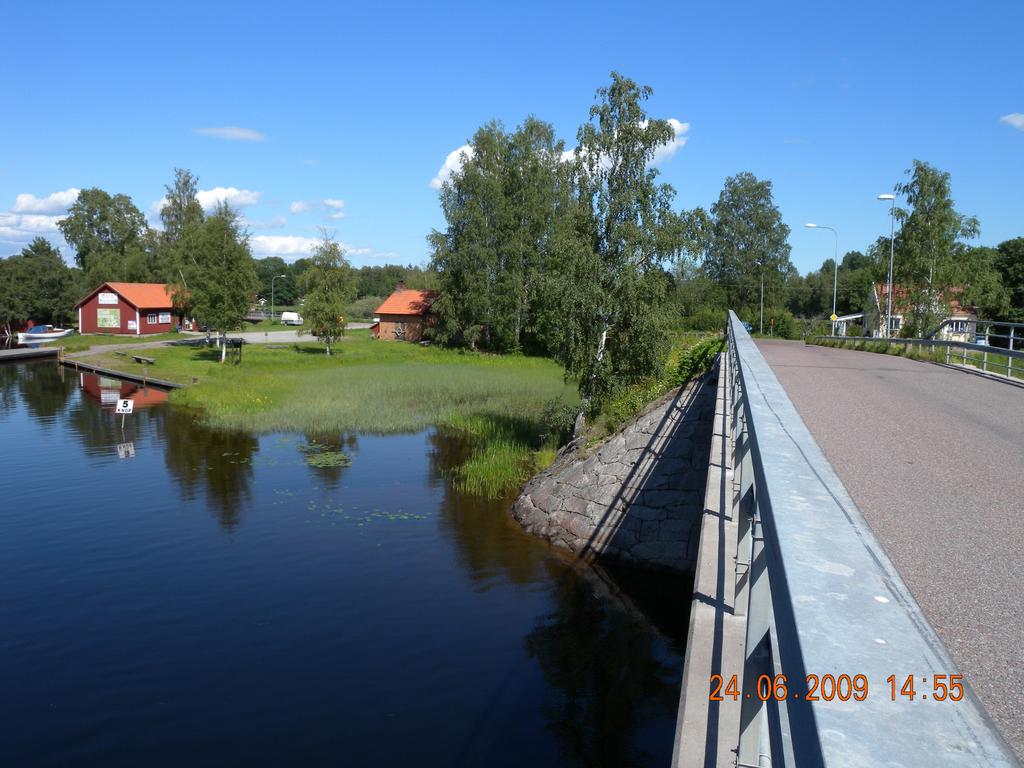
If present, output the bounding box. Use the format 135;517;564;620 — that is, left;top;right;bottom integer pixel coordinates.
0;347;60;362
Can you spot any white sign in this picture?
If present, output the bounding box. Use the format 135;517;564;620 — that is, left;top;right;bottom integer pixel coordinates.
116;442;136;459
127;320;138;331
98;292;118;305
115;399;134;414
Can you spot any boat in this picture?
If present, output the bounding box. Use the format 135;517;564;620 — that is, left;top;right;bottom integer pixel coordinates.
17;325;74;344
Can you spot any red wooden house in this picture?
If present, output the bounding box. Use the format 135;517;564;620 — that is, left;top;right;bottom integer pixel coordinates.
370;285;437;342
75;282;180;335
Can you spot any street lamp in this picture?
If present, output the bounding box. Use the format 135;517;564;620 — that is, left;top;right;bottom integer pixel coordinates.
877;194;897;338
271;274;286;326
805;223;839;336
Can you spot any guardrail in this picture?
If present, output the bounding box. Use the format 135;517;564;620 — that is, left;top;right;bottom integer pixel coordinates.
809;334;1024;380
674;311;1018;767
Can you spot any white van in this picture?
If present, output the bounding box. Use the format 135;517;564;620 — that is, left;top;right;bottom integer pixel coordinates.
280;311;303;326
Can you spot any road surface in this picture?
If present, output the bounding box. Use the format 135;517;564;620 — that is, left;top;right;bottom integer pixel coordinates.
757;339;1024;759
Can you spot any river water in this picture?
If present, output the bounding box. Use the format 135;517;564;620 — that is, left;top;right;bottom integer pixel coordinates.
0;361;689;767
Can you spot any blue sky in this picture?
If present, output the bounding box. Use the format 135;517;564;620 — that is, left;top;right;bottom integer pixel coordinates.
2;0;1022;275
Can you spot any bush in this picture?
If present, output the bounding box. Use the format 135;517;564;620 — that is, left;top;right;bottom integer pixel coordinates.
538;398;577;447
763;308;799;339
676;336;724;384
345;295;384;322
682;307;727;332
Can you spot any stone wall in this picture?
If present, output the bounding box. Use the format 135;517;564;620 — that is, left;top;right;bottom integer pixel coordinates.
511;371;716;573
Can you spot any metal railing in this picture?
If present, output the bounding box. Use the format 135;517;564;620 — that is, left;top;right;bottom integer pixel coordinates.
810;331;1024;381
680;311;1018;766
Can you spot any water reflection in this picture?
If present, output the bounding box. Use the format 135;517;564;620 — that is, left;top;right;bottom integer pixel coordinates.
525;561;685;767
299;432;359;488
1;361;689;766
158;408;259;531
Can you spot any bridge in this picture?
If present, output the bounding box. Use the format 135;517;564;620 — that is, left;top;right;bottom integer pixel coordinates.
672;312;1022;767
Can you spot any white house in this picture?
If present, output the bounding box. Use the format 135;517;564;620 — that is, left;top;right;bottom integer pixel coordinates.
864;283;976;341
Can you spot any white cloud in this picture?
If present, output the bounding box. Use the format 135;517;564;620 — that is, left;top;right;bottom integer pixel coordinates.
197;186;262;210
0;212;65;248
11;187;80;214
430;144;474;189
194;126;267;142
289;200;312;214
650;118;690;165
322;198;345;220
250;235;375;261
150;186;263;217
251;235;320;256
999;113;1024;131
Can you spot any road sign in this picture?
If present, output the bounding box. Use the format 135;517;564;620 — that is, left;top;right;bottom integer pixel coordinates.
115;399;134;414
830;313;839;322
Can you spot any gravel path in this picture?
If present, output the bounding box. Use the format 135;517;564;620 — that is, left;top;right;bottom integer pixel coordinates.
757;339;1024;760
68;324;373;357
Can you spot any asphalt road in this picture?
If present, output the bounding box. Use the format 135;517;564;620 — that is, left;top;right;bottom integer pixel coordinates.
757;339;1024;759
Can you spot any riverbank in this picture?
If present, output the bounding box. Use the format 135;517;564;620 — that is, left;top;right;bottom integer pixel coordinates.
76;330;580;496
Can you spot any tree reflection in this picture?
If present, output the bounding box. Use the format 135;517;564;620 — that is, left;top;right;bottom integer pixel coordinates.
428;428;551;587
299;432;359;488
16;361;74;423
159;408;259;531
0;363;20;423
524;562;685;768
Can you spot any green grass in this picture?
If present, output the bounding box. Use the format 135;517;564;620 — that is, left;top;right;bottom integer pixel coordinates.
597;333;724;437
59;332;183;353
84;330;579;497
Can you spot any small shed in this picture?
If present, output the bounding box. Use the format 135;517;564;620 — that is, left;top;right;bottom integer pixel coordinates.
371;285;437;342
75;282;180;335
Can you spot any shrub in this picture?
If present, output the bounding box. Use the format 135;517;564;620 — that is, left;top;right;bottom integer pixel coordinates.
345;295;384;321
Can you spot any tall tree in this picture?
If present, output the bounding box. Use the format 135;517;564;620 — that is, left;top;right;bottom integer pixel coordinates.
0;239;77;332
430;117;570;353
58;188;153;284
994;238;1024;323
893;160;980;334
703;172;793;329
557;72;687;426
185;203;258;362
159;168;205;244
300;234;354;355
159;169;205;319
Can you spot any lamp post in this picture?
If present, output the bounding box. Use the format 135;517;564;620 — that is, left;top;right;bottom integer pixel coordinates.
271;274;286;326
877;193;897;338
805;223;839;336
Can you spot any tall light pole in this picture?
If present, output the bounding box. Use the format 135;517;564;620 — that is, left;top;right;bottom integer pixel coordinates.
271;274;286;326
805;223;839;335
877;194;897;338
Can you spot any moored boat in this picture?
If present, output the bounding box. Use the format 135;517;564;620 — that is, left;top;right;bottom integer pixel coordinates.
17;325;74;344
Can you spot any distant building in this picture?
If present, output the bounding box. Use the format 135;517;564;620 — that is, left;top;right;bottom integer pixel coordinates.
371;284;437;341
75;282;180;335
865;283;976;341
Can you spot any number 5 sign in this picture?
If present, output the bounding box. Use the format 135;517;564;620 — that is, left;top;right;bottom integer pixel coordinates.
115;399;135;414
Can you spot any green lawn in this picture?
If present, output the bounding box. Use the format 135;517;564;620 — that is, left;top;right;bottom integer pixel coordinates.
85;330;580;497
59;332;183;353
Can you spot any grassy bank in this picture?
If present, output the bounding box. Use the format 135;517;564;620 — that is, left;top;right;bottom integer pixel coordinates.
59;332;183;353
84;330;580;497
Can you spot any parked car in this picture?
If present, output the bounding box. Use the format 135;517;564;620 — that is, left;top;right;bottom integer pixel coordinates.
281;311;303;326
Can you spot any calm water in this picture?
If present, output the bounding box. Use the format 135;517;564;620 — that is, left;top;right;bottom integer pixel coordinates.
0;361;689;767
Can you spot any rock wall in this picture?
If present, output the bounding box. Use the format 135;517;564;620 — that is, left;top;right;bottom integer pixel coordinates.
512;371;716;573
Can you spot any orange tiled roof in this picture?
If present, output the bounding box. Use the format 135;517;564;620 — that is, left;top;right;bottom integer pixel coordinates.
78;282;175;310
374;289;437;316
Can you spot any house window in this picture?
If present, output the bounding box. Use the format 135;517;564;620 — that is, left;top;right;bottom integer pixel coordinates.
147;313;158;325
158;312;171;324
948;320;969;334
889;316;902;332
